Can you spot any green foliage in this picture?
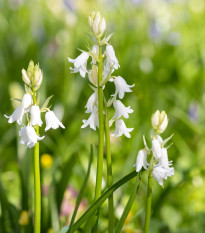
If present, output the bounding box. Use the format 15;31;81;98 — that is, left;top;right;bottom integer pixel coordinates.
0;0;205;232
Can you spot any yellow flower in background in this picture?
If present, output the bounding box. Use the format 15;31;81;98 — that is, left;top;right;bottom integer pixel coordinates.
41;154;53;169
47;228;53;233
125;210;133;225
19;210;29;226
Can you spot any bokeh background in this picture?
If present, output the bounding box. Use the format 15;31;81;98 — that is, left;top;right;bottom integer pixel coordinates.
0;0;205;232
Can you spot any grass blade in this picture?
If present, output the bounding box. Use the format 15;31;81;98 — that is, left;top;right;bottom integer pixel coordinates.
114;173;141;233
68;145;93;233
69;170;139;232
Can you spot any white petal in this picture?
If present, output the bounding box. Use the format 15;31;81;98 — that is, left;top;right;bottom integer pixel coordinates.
5;105;25;125
30;105;43;127
22;93;33;109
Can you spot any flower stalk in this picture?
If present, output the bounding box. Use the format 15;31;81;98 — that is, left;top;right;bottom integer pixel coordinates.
95;40;104;200
105;106;114;233
32;87;41;233
144;155;153;233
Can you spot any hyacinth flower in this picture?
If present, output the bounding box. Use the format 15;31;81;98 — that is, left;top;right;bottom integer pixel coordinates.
5;61;65;233
134;110;174;233
68;10;134;232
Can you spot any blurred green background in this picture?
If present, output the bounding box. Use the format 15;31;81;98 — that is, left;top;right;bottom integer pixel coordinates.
0;0;205;232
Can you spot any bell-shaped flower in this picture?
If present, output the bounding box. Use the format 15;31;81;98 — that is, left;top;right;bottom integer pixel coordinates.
68;52;89;78
22;93;33;109
81;106;99;130
152;165;174;187
159;148;172;169
19;125;44;148
4;105;25;125
85;91;98;113
45;111;65;131
112;119;134;138
151;110;168;134
30;105;43;127
104;45;120;71
113;76;134;99
152;139;162;159
134;149;149;172
113;100;133;119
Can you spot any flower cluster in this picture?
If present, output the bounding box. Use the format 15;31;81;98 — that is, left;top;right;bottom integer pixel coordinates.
68;10;134;138
134;110;174;187
5;61;65;148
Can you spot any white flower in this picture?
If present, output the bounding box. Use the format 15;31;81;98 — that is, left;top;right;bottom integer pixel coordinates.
113;76;134;99
4;105;25;125
152;165;174;187
68;52;89;78
112;119;134;138
45;111;65;131
21;93;33;109
152;139;162;159
113;100;134;119
85;92;98;113
81;106;99;130
134;149;149;172
19;126;44;148
30;105;43;127
104;45;120;71
159;148;172;169
151;110;168;134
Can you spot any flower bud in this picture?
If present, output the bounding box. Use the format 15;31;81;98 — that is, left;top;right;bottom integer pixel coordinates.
151;110;168;134
88;10;106;37
22;69;31;86
33;64;43;90
27;60;35;81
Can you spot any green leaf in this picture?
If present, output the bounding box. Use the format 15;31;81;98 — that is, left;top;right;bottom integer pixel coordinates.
49;182;60;233
114;174;141;233
41;95;53;112
68;145;93;233
68;171;139;232
56;153;77;212
61;226;69;233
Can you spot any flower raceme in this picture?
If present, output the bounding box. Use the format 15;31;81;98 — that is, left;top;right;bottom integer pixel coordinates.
134;110;174;187
5;61;65;148
68;10;134;138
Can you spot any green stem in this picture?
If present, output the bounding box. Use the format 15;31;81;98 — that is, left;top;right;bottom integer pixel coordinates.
144;156;154;233
105;107;114;233
32;88;41;233
93;38;104;233
95;40;104;200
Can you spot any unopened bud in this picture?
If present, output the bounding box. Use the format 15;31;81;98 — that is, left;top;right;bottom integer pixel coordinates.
152;110;168;134
88;10;106;37
22;69;31;86
33;64;43;90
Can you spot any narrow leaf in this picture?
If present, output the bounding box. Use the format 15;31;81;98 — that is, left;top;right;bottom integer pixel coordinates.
68;171;139;232
68;145;93;233
56;153;77;211
41;95;53;112
114;174;141;233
